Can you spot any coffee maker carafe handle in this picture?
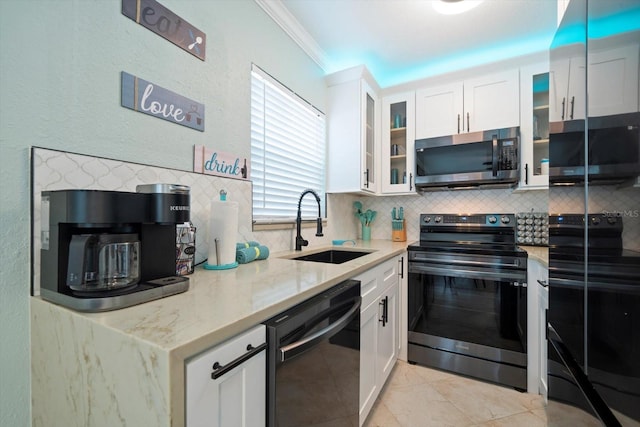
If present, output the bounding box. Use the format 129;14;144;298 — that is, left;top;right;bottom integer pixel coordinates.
67;235;96;288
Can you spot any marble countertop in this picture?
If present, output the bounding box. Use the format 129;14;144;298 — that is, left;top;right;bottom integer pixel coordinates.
40;239;409;360
31;239;409;426
519;245;549;267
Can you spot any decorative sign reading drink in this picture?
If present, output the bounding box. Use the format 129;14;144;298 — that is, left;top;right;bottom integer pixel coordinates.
122;0;206;60
121;71;205;131
194;145;249;180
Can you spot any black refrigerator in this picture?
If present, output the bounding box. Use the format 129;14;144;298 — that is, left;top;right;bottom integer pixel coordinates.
547;1;640;426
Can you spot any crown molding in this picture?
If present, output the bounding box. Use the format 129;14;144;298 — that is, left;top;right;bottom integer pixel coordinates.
255;0;329;71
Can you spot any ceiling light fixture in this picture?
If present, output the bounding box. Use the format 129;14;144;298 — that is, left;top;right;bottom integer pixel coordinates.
432;0;484;15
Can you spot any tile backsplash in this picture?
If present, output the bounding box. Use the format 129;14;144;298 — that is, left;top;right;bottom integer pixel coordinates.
32;147;639;296
345;188;549;243
31;147;254;294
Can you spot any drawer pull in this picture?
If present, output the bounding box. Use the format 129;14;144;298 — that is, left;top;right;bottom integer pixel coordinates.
211;342;267;380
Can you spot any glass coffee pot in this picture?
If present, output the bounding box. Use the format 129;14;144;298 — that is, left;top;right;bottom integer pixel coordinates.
66;233;140;292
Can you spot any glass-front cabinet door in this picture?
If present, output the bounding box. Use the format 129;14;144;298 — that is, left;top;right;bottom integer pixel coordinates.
381;92;415;194
520;62;550;189
363;88;377;191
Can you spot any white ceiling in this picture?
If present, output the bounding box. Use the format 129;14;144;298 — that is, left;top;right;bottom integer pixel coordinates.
258;0;558;88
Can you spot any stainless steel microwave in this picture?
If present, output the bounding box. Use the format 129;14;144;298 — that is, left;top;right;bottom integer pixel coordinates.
414;127;520;190
549;112;640;185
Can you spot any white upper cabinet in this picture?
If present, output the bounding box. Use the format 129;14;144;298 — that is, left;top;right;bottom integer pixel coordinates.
415;82;463;139
588;43;640;117
415;69;520;139
550;53;586;122
326;66;380;194
550;42;639;122
464;69;521;132
519;62;550;190
381;92;416;194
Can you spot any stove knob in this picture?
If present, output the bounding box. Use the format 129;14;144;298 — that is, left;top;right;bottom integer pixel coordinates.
434;216;442;223
423;216;431;224
591;216;601;226
488;216;497;224
501;216;511;224
607;216;617;225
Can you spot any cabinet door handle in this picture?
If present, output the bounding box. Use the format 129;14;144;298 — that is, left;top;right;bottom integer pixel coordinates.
561;97;566;120
525;163;529;185
409;173;413;191
398;257;404;279
467;112;470;132
491;135;498;176
364;169;369;188
537;279;548;288
211;342;267;380
570;96;575;120
378;296;389;328
379;296;389;326
457;114;461;134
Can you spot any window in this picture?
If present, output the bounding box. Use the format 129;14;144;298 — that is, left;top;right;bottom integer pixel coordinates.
250;64;326;224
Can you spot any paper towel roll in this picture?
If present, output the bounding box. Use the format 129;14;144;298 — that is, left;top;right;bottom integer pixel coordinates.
207;199;239;267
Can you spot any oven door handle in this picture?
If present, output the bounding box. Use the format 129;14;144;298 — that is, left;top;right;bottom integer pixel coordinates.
551;277;638;293
279;297;361;363
409;263;525;281
411;256;521;269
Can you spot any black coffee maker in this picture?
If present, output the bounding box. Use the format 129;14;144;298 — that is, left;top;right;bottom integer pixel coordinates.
40;184;191;312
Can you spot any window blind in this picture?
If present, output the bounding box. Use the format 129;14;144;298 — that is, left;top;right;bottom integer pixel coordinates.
250;65;326;222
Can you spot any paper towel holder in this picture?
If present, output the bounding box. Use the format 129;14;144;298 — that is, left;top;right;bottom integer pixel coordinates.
204;190;240;270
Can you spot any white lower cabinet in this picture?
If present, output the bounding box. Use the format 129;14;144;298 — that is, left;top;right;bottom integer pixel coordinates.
526;258;549;399
356;255;402;425
185;325;266;427
539;278;549;401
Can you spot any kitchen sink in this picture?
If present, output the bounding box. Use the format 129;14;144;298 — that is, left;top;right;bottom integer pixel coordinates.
287;249;373;264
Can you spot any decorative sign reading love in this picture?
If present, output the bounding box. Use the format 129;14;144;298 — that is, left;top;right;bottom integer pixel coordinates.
122;0;206;60
121;71;205;131
194;145;249;180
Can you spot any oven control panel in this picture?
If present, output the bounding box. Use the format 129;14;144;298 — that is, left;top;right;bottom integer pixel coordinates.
420;213;516;227
549;213;622;230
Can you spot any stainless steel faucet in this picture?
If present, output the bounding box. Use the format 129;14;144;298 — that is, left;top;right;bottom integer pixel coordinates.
295;189;323;251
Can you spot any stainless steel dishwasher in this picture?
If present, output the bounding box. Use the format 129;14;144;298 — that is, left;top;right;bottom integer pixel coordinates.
263;279;361;427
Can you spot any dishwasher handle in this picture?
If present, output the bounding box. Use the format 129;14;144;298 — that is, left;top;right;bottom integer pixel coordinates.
211;342;267;380
279;297;361;363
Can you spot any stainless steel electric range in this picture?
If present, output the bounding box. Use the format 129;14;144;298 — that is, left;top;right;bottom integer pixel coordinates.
407;213;529;390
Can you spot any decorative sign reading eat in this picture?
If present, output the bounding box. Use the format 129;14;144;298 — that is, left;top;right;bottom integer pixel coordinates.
121;71;205;131
122;0;206;60
194;145;249;180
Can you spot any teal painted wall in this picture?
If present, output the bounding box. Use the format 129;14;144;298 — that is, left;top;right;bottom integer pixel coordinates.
0;1;325;425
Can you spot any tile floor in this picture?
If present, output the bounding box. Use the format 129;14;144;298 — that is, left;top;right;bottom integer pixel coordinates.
364;361;603;427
